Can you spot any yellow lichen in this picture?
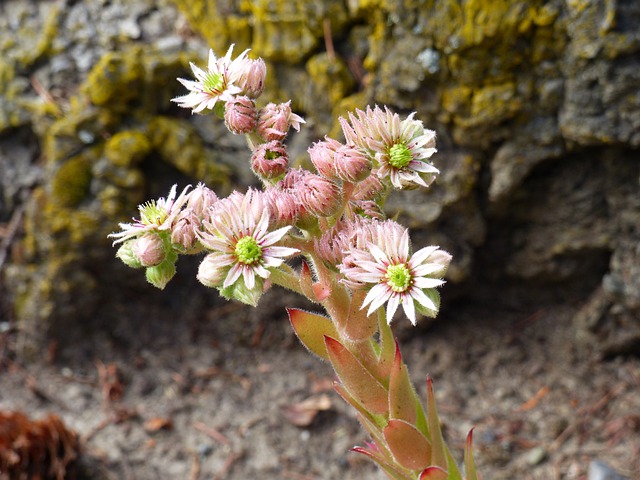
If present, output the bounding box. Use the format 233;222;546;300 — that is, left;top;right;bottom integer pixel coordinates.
146;116;230;187
82;48;145;108
50;152;94;208
105;131;152;168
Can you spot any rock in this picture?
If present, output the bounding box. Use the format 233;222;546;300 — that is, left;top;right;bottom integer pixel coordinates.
0;0;639;357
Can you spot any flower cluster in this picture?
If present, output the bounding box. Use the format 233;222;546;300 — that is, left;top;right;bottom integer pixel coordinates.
109;45;478;480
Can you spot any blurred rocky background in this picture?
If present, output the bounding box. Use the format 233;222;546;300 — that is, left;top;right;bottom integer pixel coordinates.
0;0;638;358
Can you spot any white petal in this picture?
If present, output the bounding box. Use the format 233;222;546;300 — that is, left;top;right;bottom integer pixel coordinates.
413;277;445;289
363;283;390;315
411;287;438;312
243;266;256;289
410;245;440;265
385;294;400;324
223;263;243;288
401;294;416;325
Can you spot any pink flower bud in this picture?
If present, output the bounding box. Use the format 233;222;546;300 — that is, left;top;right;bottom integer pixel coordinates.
308;137;342;180
171;210;198;250
187;183;218;218
133;232;166;267
251;140;289;180
197;253;228;288
224;95;258;134
351;200;384;219
237;58;267;98
264;187;300;227
297;173;342;218
256;101;305;141
352;173;384;201
334;144;371;182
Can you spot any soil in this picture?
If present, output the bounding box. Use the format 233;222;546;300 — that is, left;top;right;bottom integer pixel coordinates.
1;280;639;480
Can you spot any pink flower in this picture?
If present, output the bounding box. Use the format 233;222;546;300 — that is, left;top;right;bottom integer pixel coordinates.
340;106;439;189
339;222;451;324
196;189;299;290
172;45;249;114
109;184;191;245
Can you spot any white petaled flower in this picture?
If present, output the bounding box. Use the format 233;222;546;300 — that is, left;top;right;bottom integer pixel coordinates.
109;185;191;245
197;189;299;290
339;224;451;325
340;106;439;189
171;44;249;114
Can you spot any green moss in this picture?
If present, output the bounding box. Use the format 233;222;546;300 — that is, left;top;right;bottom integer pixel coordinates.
50;152;94;208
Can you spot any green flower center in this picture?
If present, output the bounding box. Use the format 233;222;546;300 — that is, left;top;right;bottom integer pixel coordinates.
385;263;411;293
235;236;263;264
139;201;168;226
388;143;412;169
204;72;225;93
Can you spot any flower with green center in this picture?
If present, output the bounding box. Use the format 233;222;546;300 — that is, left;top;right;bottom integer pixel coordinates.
109;184;191;245
385;263;411;292
235;236;262;264
172;45;249;114
339;222;452;325
340;106;439;189
388;143;412;169
197;189;299;293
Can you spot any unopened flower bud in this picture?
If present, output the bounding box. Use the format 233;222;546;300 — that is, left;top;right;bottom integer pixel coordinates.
171;211;198;251
308;137;342;180
251;140;289;180
353;172;384;201
351;200;384;219
133;232;166;267
187;183;218;219
197;253;228;288
145;253;177;290
224;95;258;134
334;144;371;183
237;58;267;98
116;240;143;269
264;188;300;227
256;101;305;141
297;174;342;218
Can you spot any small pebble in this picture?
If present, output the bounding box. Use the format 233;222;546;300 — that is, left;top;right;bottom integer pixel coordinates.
588;460;628;480
525;446;547;466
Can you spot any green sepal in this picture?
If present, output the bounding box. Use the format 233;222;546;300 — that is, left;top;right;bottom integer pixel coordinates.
218;276;264;307
116;240;142;269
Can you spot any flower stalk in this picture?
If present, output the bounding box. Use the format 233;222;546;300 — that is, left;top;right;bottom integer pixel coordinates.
109;45;479;479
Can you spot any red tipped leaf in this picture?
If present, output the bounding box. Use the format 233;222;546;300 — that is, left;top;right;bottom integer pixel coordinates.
419;466;448;480
426;376;447;470
288;308;338;361
325;336;388;414
389;340;418;425
383;418;432;471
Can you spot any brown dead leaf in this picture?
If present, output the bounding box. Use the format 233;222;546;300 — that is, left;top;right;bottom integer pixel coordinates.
282;394;332;427
144;417;173;432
